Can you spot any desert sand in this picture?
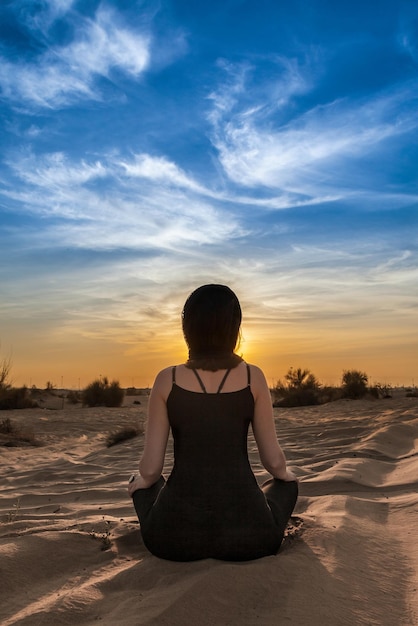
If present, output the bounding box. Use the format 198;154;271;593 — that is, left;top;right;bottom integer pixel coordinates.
1;393;417;625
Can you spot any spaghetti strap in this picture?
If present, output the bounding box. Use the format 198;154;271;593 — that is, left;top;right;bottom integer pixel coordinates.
217;368;232;393
246;364;251;386
172;366;176;385
191;368;207;393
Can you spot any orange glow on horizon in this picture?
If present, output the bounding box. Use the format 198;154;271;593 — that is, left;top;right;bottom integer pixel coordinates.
11;327;418;391
5;294;417;391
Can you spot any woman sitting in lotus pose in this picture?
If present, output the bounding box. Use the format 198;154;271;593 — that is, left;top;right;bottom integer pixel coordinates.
128;284;298;561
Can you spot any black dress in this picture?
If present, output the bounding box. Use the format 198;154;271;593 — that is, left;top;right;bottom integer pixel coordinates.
132;365;298;561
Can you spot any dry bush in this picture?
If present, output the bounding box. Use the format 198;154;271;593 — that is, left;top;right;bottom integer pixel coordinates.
82;377;124;407
341;370;369;399
106;424;143;447
406;390;418;398
0;386;38;410
67;390;81;404
0;417;39;447
273;367;322;407
0;346;12;389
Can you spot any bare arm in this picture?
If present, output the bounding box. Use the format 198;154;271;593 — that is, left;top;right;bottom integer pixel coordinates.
250;365;297;481
128;368;171;493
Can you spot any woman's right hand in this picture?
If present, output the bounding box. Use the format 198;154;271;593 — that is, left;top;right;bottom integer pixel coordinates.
277;468;299;482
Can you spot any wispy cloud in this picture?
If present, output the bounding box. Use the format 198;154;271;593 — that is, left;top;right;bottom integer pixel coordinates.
208;55;313;127
209;61;418;198
0;7;150;108
118;153;206;194
7;152;107;187
2;151;242;249
119;153;340;212
23;0;77;32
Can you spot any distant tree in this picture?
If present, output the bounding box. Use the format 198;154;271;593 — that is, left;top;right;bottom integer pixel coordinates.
273;367;321;407
284;367;319;391
82;377;124;407
341;370;368;399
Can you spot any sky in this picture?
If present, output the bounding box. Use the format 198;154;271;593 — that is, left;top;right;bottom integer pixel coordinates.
0;0;417;390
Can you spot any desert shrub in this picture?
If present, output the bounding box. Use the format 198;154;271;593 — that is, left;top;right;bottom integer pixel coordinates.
406;390;418;398
275;388;320;407
273;367;321;407
372;383;392;398
0;386;38;410
341;370;368;399
106;425;142;447
0;418;14;433
0;417;39;446
67;390;81;404
0;346;12;390
82;377;124;407
105;381;125;407
284;367;320;391
319;386;344;403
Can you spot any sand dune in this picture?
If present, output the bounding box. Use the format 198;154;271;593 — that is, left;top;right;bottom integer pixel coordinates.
1;395;417;625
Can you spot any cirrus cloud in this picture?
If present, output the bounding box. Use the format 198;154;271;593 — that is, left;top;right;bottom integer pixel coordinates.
0;7;150;108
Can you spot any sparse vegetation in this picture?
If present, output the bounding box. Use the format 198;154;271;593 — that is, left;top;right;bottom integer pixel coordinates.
273;367;321;407
341;370;368;399
0;417;39;446
82;377;124;407
285;367;320;390
0;386;38;410
369;382;392;399
317;385;344;403
0;347;36;410
271;366;395;407
106;425;142;447
0;347;12;390
368;386;380;399
406;389;418;398
67;389;81;404
270;366;418;406
0;417;13;433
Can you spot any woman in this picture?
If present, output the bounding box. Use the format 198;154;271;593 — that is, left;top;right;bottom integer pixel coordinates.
128;284;298;561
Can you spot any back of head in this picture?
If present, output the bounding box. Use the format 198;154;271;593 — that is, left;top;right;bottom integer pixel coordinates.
182;284;242;370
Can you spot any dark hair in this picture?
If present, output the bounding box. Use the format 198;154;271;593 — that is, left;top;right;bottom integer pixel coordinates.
182;284;243;371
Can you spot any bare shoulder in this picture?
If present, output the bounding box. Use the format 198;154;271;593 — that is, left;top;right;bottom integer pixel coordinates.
246;363;269;396
246;363;268;383
154;365;175;381
151;366;175;399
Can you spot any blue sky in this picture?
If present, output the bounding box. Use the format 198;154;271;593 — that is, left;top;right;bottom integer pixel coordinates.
1;0;417;388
